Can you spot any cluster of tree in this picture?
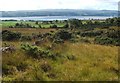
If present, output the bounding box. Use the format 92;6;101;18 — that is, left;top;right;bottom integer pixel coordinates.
64;17;119;29
7;17;119;29
14;23;33;28
2;20;18;21
68;19;82;28
9;22;41;28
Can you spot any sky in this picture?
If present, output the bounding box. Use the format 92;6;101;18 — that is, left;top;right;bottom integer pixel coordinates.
0;0;119;11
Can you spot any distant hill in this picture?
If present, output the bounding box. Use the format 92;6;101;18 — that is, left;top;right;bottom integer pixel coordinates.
0;9;118;17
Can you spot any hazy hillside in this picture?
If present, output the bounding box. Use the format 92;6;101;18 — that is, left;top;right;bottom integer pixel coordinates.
0;9;118;17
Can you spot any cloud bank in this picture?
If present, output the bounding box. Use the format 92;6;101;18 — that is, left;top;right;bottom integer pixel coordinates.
0;0;119;11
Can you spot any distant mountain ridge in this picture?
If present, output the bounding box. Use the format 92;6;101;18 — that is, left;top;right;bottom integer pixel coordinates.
0;9;118;17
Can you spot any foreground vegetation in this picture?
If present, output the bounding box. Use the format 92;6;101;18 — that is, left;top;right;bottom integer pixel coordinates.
1;17;119;81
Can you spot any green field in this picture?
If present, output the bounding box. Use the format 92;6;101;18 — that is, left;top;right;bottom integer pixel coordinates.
1;21;65;28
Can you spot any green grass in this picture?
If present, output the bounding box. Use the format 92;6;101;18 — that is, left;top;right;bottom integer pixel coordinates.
1;21;19;28
1;21;65;28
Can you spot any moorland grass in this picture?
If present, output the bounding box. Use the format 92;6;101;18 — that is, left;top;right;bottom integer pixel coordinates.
2;40;118;81
2;27;119;81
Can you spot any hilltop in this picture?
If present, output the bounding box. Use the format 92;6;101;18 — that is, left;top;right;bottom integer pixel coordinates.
0;9;118;17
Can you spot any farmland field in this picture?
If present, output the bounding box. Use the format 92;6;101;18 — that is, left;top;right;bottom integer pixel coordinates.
2;21;65;28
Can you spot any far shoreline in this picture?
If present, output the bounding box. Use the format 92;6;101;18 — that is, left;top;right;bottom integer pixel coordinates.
0;16;115;21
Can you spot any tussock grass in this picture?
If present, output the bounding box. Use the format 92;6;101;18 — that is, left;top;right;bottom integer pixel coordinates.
2;41;118;81
2;27;118;81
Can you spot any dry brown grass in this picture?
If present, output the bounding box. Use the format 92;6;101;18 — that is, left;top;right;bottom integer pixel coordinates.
50;42;118;81
2;28;56;35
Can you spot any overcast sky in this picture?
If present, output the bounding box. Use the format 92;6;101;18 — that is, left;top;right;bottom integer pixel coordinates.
0;0;119;11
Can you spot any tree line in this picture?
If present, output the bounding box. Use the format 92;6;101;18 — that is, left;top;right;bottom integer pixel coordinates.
7;17;120;29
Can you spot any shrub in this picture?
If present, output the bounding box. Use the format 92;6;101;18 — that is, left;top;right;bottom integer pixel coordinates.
80;30;103;37
2;30;21;41
21;44;58;59
50;24;57;28
20;35;32;41
9;26;14;28
16;62;28;71
2;65;17;75
94;28;120;46
35;21;39;25
2;65;11;75
94;36;116;45
70;38;79;43
67;55;76;60
53;38;64;44
21;44;42;58
80;38;91;43
68;19;82;28
106;30;120;39
15;23;32;28
54;30;72;40
39;25;42;28
47;73;56;79
63;23;69;28
41;63;51;72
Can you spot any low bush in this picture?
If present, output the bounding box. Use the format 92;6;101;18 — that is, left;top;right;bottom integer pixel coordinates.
106;29;120;39
54;30;72;40
94;29;120;46
2;65;17;75
50;24;58;28
53;38;64;44
21;44;58;59
94;36;116;45
20;35;32;41
41;63;51;72
2;30;21;41
15;23;33;28
67;55;76;60
16;62;28;71
47;73;56;79
63;23;69;28
80;38;91;43
80;30;103;37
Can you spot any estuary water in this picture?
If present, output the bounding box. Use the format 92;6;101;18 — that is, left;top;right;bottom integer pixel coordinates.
0;16;113;21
